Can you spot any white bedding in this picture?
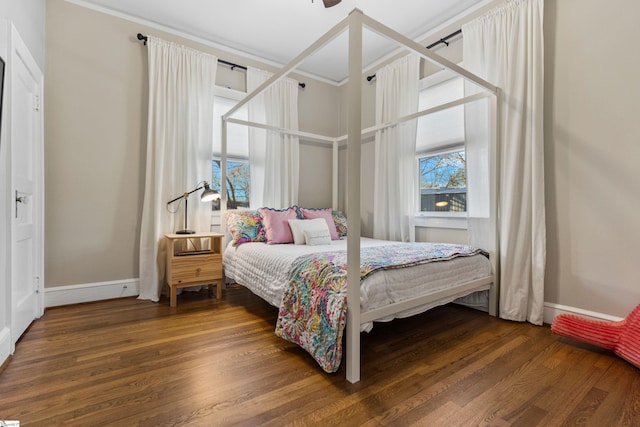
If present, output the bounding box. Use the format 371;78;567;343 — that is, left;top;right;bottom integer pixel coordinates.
223;237;492;331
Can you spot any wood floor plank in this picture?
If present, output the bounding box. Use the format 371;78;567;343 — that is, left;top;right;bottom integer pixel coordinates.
0;285;638;426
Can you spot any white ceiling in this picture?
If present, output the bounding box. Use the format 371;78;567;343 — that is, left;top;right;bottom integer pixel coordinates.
72;0;488;83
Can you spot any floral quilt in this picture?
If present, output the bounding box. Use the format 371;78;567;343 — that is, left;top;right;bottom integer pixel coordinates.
274;242;488;373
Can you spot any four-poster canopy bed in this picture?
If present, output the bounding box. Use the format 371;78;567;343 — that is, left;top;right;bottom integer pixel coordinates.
220;9;500;383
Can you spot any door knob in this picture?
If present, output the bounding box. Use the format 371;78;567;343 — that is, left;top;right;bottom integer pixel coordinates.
15;190;28;218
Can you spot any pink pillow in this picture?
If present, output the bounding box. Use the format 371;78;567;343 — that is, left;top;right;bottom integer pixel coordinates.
258;207;298;244
299;208;339;240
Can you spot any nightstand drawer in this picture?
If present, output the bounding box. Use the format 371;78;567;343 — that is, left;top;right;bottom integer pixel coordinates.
170;254;222;284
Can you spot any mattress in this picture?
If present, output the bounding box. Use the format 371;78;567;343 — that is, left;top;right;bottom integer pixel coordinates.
223;237;492;331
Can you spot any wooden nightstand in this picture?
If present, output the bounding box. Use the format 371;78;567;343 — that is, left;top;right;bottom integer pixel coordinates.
164;232;224;307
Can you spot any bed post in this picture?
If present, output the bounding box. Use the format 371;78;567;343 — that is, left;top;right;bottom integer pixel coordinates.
345;8;363;384
220;117;228;240
332;141;339;211
488;88;501;317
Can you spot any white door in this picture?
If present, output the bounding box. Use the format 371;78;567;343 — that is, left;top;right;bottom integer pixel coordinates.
10;24;44;345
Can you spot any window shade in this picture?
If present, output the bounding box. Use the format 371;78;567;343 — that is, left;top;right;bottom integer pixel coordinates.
213;96;249;159
415;76;464;153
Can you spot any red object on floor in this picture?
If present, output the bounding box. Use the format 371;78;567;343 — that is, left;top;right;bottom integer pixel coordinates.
551;304;640;369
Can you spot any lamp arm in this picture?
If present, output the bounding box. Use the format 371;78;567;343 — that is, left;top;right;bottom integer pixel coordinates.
166;181;207;206
165;181;213;234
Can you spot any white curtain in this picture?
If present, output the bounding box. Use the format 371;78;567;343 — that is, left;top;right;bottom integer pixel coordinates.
463;0;546;324
372;54;420;242
138;37;218;301
247;68;299;209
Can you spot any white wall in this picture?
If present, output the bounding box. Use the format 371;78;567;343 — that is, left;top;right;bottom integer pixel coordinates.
544;0;640;318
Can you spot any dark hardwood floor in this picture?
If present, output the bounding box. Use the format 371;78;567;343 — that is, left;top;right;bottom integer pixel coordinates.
1;284;638;426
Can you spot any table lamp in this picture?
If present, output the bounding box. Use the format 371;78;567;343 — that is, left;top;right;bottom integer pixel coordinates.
167;181;220;234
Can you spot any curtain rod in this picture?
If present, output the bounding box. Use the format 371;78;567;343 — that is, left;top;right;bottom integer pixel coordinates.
366;29;462;82
136;33;306;88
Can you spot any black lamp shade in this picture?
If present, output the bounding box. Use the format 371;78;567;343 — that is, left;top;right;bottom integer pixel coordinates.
200;182;219;202
168;180;219;234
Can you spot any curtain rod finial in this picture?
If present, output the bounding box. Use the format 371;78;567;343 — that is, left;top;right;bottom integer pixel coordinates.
137;33;147;45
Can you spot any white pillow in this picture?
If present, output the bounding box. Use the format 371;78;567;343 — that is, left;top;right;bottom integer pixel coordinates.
288;218;330;245
304;228;332;246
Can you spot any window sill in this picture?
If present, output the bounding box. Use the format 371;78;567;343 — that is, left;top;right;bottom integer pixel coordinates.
415;214;467;230
211;212;221;225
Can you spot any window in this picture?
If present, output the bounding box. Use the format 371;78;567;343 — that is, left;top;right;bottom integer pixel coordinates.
212;89;249;211
415;72;467;218
211;160;249;210
419;149;466;212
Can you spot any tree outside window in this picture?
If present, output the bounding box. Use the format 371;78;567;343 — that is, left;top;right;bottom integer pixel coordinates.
419;149;466;212
211;159;250;210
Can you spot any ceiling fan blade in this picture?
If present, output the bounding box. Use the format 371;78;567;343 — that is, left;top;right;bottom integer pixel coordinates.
322;0;342;8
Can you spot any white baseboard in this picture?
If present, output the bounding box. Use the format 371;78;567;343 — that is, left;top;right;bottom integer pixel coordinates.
45;278;140;308
42;282;624;324
543;302;623;324
0;326;11;367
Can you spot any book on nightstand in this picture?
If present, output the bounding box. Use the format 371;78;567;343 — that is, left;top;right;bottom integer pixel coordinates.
175;250;214;256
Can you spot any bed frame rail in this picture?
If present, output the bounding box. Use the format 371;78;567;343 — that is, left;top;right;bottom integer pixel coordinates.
359;276;494;324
